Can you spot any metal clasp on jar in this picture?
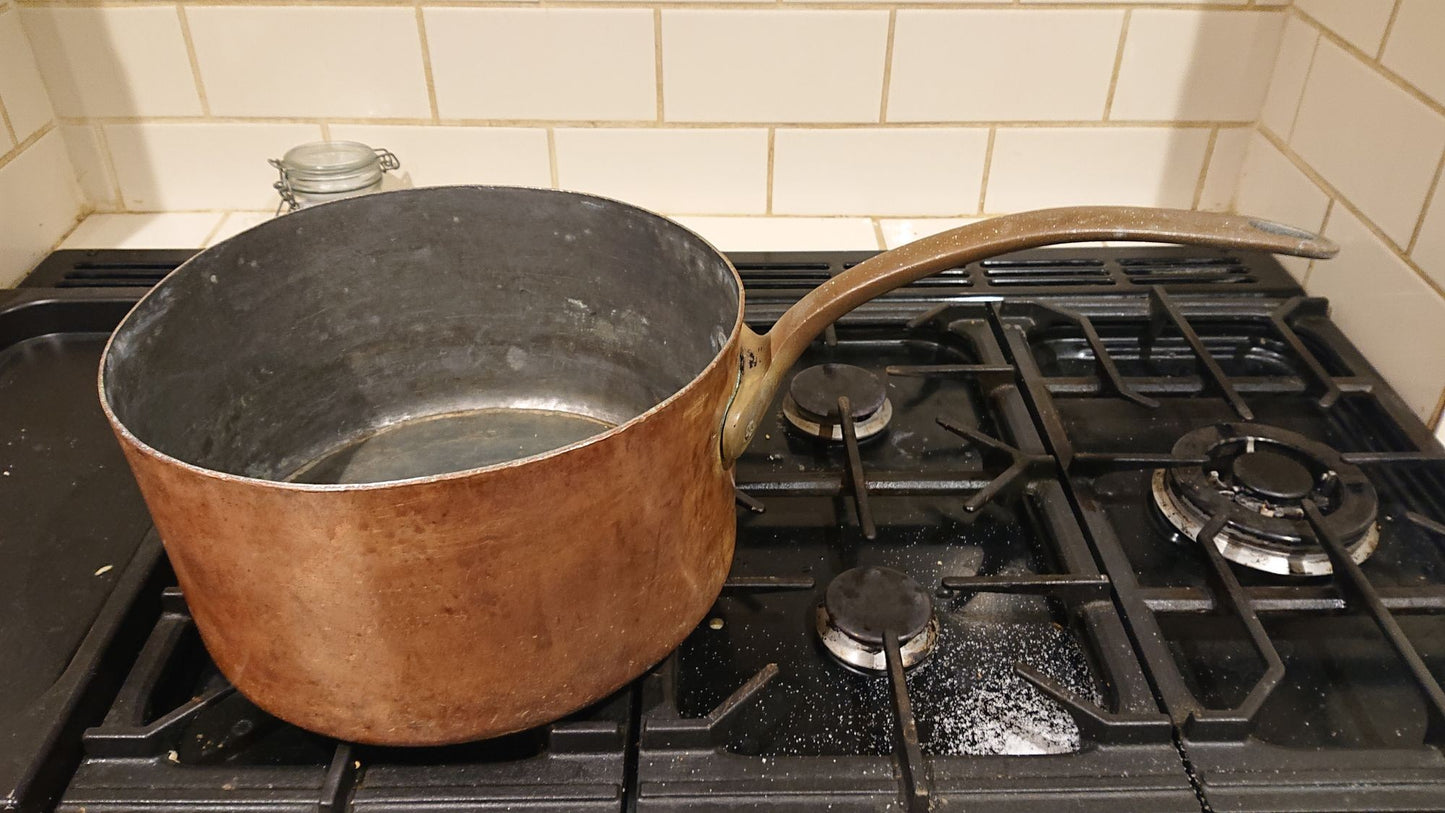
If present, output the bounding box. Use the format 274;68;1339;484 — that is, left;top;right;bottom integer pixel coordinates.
270;144;401;214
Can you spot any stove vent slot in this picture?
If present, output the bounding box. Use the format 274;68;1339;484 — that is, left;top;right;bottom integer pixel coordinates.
1119;256;1253;285
906;265;971;287
981;257;1111;287
840;260;972;288
55;261;174;288
732;261;833;290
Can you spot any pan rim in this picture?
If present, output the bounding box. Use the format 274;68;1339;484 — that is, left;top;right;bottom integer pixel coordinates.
96;184;746;492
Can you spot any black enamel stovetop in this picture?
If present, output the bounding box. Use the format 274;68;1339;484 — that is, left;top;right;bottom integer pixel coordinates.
4;246;1445;812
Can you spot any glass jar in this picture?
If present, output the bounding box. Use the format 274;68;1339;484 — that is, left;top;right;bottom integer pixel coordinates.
269;141;400;213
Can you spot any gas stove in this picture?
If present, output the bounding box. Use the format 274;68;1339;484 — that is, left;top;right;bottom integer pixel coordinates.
4;245;1445;812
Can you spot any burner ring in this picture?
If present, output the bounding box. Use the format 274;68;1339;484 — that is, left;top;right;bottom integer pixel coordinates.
1151;422;1379;576
782;364;893;442
816;606;939;672
783;397;893;442
816;566;939;672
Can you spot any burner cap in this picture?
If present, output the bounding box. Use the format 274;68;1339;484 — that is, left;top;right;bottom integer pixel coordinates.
816;566;939;672
1233;449;1314;501
782;364;893;442
1152;423;1379;576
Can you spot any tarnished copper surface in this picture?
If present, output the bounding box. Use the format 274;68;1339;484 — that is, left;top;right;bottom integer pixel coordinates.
111;340;738;745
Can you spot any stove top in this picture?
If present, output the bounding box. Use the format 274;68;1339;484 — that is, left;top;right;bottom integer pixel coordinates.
4;245;1444;812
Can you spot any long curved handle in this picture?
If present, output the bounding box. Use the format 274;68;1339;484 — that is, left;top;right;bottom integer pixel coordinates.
719;205;1338;462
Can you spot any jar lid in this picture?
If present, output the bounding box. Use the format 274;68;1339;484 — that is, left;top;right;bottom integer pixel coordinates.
277;141;385;194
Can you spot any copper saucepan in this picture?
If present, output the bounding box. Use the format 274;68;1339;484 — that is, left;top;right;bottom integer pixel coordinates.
98;187;1336;745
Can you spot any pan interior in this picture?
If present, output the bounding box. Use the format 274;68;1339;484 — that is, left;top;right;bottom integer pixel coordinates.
101;187;740;485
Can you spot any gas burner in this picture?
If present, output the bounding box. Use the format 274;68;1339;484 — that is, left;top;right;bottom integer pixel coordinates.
782;363;893;441
1151;422;1379;576
815;566;939;672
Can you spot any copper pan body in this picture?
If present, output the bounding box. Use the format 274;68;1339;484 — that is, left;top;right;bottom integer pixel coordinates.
98;187;1337;744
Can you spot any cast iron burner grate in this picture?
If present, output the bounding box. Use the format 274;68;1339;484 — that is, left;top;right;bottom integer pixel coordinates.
7;245;1445;813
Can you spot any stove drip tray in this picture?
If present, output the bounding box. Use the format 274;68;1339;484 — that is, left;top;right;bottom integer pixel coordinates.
816;565;939;671
1152;422;1380;576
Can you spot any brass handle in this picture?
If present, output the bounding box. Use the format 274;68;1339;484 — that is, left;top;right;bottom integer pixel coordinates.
719;206;1338;462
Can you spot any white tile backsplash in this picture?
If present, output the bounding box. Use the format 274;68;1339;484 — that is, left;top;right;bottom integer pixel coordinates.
61;212;224;250
1380;0;1445;109
59;124;118;210
0;9;53;143
1291;40;1445;246
662;10;888;123
1295;0;1396;56
772;128;987;216
327;125;550;189
1111;11;1283;122
887;10;1122;122
19;6;200;119
1232;132;1331;281
1410;180;1445;293
1307;206;1445;419
9;0;1445;434
1198;126;1252;212
985;127;1211;212
879;218;981;249
1022;0;1246;4
674;217;879;251
554;128;767;214
1259;15;1319;138
0;130;83;286
207;212;275;248
426;8;655;122
105;122;324;211
187;6;429;119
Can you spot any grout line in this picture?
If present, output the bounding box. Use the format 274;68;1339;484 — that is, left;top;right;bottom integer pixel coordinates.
0;93;17;148
1300;197;1332;288
546;127;557;189
175;6;211;116
765;127;775;215
12;0;1305;9
0;125;60;183
0;122;52;172
62;207;273;215
49;115;1262;129
975;126;995;215
199;212;231;247
1293;6;1445;122
0;10;17;148
416;3;441;122
1429;385;1445;431
1191;126;1219;210
878;8;896;123
1101;8;1131;121
319;121;332;139
1263;126;1445;300
1408;148;1445;254
51;208;1141;220
871;218;887;250
1375;0;1402;61
95;124;126;208
653;8;664;122
1282;15;1321;143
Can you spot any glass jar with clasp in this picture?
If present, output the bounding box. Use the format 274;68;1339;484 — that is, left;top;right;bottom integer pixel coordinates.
269;141;401;214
